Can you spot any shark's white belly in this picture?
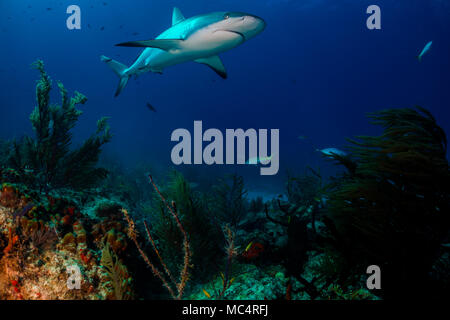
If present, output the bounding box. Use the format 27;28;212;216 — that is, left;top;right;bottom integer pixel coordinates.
140;28;243;73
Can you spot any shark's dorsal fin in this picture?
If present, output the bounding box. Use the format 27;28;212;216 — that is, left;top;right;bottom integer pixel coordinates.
116;39;184;52
172;7;185;26
195;56;227;79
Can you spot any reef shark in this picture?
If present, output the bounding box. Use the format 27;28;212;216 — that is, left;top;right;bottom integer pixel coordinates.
101;7;266;97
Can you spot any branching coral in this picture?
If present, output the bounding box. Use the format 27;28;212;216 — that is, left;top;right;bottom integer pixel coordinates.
218;225;238;298
150;171;222;281
7;60;112;191
327;107;450;298
122;175;192;300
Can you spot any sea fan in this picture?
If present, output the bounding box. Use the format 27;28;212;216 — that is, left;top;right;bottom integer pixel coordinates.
100;242;133;300
327;107;450;298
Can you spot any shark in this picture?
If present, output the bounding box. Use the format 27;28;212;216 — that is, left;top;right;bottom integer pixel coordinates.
101;7;266;97
317;148;347;158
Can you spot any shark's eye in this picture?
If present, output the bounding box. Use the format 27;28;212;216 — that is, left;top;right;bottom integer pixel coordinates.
224;14;230;20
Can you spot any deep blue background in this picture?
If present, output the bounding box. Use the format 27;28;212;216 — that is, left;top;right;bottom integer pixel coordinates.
1;0;449;194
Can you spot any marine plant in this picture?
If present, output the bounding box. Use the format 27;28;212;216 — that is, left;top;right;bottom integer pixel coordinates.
264;200;316;295
100;242;133;300
202;225;239;300
212;174;247;228
286;168;323;208
150;171;222;281
29;224;58;250
122;175;192;300
326;107;450;298
7;60;112;191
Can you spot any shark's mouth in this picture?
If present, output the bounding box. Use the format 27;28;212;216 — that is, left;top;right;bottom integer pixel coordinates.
221;30;246;42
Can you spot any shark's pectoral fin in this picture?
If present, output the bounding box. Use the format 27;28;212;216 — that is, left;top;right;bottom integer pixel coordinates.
172;7;185;26
195;56;227;79
115;39;184;52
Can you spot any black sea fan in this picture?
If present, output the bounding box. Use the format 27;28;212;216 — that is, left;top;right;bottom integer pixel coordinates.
7;60;112;190
327;107;450;299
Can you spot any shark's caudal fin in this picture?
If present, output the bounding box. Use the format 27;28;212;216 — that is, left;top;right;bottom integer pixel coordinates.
100;55;130;97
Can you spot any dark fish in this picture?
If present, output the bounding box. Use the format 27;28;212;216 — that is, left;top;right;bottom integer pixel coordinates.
88;24;91;29
100;26;105;31
103;2;108;5
13;203;34;219
46;8;52;11
146;103;156;112
132;32;139;36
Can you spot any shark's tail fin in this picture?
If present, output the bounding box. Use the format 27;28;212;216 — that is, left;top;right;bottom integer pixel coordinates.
101;55;130;97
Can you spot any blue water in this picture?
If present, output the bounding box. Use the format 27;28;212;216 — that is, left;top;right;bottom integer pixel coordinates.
1;0;449;194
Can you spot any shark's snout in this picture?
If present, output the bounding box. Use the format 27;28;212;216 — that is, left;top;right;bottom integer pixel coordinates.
224;12;266;41
244;15;266;38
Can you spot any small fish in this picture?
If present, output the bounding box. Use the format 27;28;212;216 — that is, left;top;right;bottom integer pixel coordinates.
246;156;272;165
317;148;347;157
242;242;264;260
46;8;52;11
189;182;199;189
132;32;140;36
418;41;432;62
245;241;254;252
298;135;307;140
202;289;211;299
100;26;105;31
146;103;156;112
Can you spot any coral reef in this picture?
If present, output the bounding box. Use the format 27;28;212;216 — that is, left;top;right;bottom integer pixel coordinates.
1;71;447;302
